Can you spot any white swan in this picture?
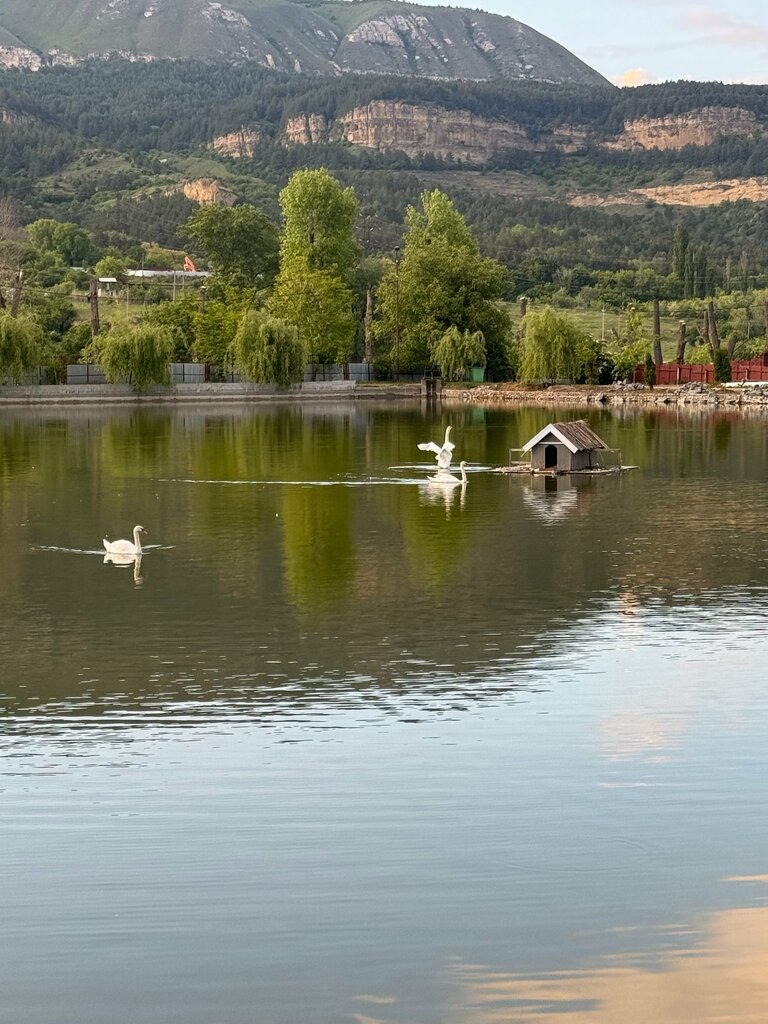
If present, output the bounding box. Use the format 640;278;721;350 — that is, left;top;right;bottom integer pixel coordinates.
418;425;456;473
428;461;468;486
103;525;146;555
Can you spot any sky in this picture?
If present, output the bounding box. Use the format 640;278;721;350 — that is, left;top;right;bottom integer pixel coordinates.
439;0;768;85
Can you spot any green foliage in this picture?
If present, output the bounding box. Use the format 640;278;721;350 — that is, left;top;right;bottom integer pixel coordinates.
191;294;245;366
374;189;509;376
21;287;76;340
686;342;712;365
94;255;128;281
611;339;647;381
143;292;197;361
184;204;279;289
0;311;44;384
713;346;732;383
229;310;303;386
431;327;486;381
269;260;356;365
278;169;359;281
27;219;96;266
89;322;174;391
519;306;591;383
644;352;657;387
576;334;614;384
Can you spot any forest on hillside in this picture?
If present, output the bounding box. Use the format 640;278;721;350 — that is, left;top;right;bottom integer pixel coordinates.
3;60;768;293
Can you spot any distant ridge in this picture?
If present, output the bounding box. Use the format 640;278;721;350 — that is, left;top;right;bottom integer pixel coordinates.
0;0;611;85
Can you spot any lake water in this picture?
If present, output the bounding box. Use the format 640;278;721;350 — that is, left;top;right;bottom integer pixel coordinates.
2;400;768;1024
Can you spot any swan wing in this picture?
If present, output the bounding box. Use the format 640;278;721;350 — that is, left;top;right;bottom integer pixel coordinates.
417;442;442;455
104;538;136;554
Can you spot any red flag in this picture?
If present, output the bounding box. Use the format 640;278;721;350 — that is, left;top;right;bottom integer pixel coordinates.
183;256;197;272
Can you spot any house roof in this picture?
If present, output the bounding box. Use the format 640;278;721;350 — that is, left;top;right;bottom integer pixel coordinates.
522;419;610;454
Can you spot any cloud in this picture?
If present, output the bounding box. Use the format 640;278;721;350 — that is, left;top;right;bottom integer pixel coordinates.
612;67;658;86
681;7;768;51
450;907;768;1023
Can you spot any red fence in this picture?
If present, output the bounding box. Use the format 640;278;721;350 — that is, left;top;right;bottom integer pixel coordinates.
632;355;768;384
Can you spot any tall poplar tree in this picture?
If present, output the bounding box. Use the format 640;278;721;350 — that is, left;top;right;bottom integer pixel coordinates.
269;169;359;367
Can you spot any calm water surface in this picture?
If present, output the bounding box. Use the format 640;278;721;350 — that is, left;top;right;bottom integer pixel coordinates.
2;401;768;1024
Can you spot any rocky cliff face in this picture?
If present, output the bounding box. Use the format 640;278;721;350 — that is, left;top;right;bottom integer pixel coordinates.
282;100;767;163
569;176;768;208
180;178;237;206
336;102;530;161
284;114;329;146
0;44;41;69
606;106;763;151
211;127;263;158
284;101;590;161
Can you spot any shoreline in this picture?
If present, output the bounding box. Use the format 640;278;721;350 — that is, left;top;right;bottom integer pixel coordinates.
0;381;422;407
2;380;768;410
441;381;768;410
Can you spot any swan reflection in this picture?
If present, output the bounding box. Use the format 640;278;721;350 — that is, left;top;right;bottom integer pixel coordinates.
103;551;144;585
419;478;467;514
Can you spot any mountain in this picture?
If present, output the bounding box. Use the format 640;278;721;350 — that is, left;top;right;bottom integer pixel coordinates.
0;0;610;85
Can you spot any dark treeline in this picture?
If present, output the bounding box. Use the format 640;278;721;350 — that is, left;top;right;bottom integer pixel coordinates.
4;60;768;151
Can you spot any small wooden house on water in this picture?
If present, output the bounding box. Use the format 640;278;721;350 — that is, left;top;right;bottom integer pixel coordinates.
522;420;610;473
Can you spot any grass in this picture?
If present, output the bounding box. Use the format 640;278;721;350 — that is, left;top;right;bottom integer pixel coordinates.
505;303;686;361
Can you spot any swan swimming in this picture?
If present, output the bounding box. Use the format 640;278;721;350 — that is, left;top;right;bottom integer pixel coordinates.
428;461;468;486
103;525;146;556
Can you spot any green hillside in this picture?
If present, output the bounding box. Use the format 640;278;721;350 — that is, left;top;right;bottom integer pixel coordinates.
0;0;610;83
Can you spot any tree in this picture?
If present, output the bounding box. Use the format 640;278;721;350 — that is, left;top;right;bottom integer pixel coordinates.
143;292;197;361
431;327;486;381
94;255;129;282
373;189;510;378
27;219;96;266
89;322;174;391
518;306;591;383
229;310;303;386
0;311;44;383
644;352;656;387
277;168;359;281
183;205;279;289
269;262;356;368
713;346;732;383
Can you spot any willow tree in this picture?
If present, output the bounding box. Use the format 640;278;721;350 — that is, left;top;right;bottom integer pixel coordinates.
431;327;486;381
229;310;303;386
0;311;44;383
518;306;590;383
90;323;174;391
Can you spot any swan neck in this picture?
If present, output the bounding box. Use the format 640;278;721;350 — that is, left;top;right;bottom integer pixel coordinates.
133;527;142;553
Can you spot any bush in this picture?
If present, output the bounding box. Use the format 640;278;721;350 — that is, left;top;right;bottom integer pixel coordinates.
713;346;732;384
644;352;656;388
89;322;174;391
0;312;44;384
229;309;304;386
431;326;486;381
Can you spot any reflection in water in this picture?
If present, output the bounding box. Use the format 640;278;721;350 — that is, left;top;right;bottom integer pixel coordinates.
4;403;768;1024
103;551;144;586
451;904;768;1023
521;474;594;523
418;478;467;514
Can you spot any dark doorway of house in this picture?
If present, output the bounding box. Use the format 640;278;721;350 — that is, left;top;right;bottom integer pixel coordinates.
544;444;558;469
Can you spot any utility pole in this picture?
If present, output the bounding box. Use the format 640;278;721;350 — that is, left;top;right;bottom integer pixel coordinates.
394;245;401;382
